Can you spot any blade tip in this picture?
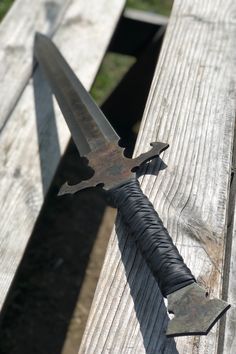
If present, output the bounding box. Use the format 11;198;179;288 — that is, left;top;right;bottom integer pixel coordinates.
34;32;50;48
35;32;43;43
34;32;46;56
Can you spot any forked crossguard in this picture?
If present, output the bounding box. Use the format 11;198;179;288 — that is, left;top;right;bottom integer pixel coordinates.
34;33;230;337
59;142;168;193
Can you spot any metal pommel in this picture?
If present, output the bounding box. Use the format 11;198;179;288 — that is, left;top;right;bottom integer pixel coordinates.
166;283;230;337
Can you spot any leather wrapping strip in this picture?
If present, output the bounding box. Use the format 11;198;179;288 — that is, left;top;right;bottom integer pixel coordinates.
110;178;195;296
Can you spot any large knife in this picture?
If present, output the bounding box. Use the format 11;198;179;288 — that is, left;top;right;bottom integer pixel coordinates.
34;33;230;337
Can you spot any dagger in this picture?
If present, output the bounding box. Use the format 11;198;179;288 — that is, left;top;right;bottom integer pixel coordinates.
34;33;230;337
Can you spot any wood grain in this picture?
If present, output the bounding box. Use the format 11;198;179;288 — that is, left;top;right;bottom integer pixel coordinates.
0;0;71;130
222;131;236;353
222;194;236;353
79;0;236;353
0;0;125;311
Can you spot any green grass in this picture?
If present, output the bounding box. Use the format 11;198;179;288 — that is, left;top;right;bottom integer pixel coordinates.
91;53;135;104
127;0;173;16
0;0;173;21
0;0;14;20
91;0;173;103
0;0;173;22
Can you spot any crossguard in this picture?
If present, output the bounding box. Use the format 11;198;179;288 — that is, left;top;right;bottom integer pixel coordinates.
58;141;169;196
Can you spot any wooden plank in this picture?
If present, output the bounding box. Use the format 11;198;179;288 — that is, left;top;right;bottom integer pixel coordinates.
222;199;236;352
109;8;167;57
62;206;117;354
79;0;236;353
222;133;236;353
0;0;71;130
125;8;168;26
0;0;125;311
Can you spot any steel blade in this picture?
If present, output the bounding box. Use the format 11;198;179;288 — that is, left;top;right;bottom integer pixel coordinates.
34;33;119;156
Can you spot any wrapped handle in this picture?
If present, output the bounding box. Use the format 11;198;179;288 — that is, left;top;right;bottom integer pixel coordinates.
110;178;195;297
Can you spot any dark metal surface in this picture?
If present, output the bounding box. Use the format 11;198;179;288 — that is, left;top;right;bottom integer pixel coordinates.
58;142;168;194
167;283;230;336
34;33;119;156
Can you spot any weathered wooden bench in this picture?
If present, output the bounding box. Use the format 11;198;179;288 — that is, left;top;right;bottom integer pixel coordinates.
0;0;125;311
79;1;236;353
1;0;236;353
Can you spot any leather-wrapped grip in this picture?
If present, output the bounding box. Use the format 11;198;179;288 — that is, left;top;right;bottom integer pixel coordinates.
110;178;195;297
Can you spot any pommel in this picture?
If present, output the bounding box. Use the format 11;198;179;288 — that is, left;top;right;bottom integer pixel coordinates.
166;283;230;337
